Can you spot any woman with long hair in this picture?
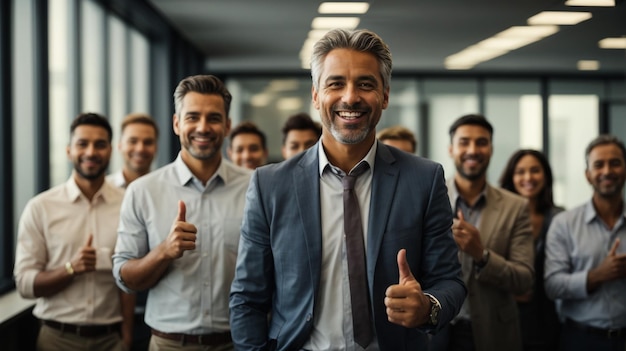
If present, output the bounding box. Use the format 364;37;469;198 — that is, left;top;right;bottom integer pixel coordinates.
500;149;563;351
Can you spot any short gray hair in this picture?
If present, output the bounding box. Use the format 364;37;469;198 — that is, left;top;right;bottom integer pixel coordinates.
585;134;626;169
173;75;232;117
310;29;392;92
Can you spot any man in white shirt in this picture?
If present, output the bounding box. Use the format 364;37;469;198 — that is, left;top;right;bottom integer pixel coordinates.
14;113;134;351
113;75;251;350
108;112;159;351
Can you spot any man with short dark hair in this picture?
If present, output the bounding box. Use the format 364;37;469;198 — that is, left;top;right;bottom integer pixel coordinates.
14;113;134;351
113;75;250;350
429;114;534;351
281;112;322;159
228;121;268;169
108;112;159;351
545;135;626;351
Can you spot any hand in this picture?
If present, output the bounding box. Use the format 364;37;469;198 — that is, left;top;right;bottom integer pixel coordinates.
589;239;626;288
452;210;483;261
70;234;96;274
161;200;197;260
384;249;431;328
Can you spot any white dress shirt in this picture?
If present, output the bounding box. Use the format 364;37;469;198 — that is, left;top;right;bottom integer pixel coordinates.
14;178;125;325
302;141;378;351
113;154;251;334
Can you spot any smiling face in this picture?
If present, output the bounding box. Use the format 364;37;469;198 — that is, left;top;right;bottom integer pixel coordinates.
173;92;230;164
513;154;546;200
119;123;157;175
228;133;268;169
282;129;320;159
585;143;626;199
67;125;112;181
312;48;389;147
449;124;492;182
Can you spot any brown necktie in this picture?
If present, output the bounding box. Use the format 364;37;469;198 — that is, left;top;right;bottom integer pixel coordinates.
341;162;373;348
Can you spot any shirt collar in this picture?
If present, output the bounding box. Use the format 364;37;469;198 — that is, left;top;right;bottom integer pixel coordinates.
65;176;115;203
318;140;377;177
583;199;626;224
173;152;229;188
449;179;487;208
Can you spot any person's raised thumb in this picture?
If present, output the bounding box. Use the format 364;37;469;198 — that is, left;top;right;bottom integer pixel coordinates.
85;234;93;247
176;200;186;222
397;249;416;285
609;238;621;256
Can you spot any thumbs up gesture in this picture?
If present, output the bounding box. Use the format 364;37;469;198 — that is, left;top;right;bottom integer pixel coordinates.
588;238;626;291
162;200;198;260
69;234;96;275
452;210;484;261
384;249;431;328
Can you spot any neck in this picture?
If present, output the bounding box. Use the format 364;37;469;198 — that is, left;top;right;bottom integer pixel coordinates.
454;174;486;207
321;133;374;173
73;172;105;201
181;151;222;186
122;168;148;185
592;193;624;228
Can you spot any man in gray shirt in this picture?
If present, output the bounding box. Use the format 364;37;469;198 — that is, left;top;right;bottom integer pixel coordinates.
545;134;626;351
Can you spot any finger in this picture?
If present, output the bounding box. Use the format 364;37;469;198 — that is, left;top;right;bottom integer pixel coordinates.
85;234;93;247
177;200;186;222
457;210;465;222
397;249;416;285
609;238;620;256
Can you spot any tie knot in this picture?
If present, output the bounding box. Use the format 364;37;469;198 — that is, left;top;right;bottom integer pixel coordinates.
341;162;369;190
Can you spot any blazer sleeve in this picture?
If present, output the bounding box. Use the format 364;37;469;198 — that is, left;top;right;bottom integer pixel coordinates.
474;197;534;295
420;165;467;331
230;170;273;350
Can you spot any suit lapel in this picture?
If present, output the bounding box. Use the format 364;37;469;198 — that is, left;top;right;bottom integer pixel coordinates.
367;143;398;288
294;146;323;278
478;184;502;246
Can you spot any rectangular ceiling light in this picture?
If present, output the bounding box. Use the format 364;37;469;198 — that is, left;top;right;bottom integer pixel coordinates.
318;2;370;14
477;36;543;50
598;37;626;48
565;0;615;6
528;11;592;25
577;60;600;70
497;25;559;38
312;17;360;29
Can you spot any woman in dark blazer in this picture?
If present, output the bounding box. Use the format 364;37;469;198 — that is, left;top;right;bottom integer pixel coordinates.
500;149;564;351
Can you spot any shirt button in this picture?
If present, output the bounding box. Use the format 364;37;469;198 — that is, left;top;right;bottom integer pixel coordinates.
204;282;209;286
306;314;312;322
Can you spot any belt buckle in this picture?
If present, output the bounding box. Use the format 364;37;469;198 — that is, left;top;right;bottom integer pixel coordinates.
75;325;81;336
197;334;204;345
607;328;621;339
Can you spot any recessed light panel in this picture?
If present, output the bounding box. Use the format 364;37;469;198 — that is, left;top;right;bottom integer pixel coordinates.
318;2;370;14
528;11;592;25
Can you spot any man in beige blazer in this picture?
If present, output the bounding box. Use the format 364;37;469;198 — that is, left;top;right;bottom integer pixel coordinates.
429;114;534;351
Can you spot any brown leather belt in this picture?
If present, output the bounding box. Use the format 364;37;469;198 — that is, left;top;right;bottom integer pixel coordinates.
151;328;232;346
41;320;120;337
566;318;626;339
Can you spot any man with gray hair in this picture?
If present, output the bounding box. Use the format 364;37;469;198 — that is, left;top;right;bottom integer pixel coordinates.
545;134;626;351
113;75;251;350
230;28;465;350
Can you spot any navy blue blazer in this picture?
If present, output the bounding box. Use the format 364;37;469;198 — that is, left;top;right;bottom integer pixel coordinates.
230;142;465;351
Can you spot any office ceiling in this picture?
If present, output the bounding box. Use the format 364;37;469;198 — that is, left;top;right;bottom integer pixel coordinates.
147;0;626;75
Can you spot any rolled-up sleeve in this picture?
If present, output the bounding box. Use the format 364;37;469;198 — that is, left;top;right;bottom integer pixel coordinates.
113;185;149;294
14;200;47;299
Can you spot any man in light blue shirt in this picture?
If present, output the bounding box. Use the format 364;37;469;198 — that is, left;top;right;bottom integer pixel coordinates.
113;75;251;350
545;134;626;351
